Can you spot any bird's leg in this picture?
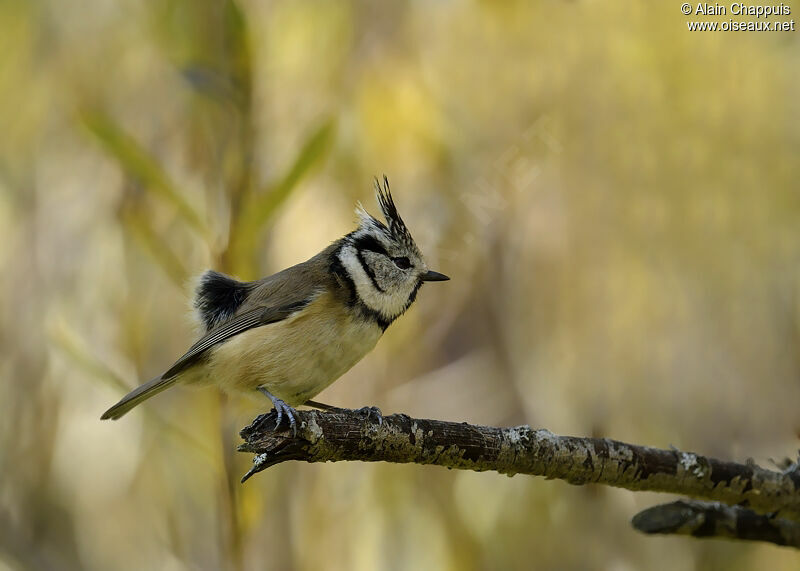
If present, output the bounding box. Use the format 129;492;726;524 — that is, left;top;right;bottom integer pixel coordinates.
304;400;383;426
257;387;297;436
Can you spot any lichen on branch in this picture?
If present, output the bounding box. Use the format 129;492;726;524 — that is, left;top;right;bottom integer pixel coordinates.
238;408;800;547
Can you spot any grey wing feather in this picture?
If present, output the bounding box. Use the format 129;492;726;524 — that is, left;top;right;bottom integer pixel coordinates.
161;299;312;380
100;299;314;420
100;374;177;420
100;247;334;421
161;251;333;379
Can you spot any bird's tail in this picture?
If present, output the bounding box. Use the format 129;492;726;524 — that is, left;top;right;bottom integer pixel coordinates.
100;375;178;420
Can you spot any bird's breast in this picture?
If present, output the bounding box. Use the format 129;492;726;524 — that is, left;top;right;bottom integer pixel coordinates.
204;291;383;405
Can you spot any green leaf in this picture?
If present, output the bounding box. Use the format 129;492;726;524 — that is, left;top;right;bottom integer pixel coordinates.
49;318;131;394
49;319;214;457
122;205;189;289
249;118;337;232
224;0;252;106
226;118;336;276
81;110;209;238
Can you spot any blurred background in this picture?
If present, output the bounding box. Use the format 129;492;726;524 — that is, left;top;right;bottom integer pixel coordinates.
2;1;799;569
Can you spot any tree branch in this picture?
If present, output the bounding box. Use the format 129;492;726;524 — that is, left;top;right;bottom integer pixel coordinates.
632;500;800;548
238;409;800;543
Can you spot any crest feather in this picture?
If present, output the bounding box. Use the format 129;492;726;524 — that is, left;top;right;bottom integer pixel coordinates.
374;176;414;246
354;201;373;226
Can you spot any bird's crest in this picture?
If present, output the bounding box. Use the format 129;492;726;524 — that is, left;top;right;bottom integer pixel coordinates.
355;176;417;251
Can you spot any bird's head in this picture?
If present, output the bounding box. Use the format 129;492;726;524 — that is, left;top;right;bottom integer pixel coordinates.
336;177;449;326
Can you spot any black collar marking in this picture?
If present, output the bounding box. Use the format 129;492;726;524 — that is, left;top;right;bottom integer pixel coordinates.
330;245;392;331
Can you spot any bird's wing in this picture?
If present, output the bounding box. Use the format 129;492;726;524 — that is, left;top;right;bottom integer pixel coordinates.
100;251;336;420
101;296;316;419
162;251;336;381
162;298;313;380
163;247;339;380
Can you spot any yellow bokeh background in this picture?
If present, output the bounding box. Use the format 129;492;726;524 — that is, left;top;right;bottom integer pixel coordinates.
1;1;799;569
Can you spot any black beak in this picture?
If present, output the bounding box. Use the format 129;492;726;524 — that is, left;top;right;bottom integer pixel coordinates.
420;270;450;282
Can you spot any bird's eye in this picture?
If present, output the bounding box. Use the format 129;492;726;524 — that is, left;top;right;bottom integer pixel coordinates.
392;256;411;270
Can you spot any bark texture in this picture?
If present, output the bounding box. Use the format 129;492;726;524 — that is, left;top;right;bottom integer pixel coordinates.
239;409;800;546
632;500;800;547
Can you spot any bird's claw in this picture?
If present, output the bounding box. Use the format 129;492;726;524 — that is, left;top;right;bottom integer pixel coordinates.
258;388;298;436
273;399;297;436
355;405;383;427
301;400;383;427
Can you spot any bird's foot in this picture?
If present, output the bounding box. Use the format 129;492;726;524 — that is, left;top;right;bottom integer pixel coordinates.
355;405;383;426
303;400;383;427
257;388;298;436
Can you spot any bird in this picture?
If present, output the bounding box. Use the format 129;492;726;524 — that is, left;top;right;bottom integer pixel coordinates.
100;177;449;433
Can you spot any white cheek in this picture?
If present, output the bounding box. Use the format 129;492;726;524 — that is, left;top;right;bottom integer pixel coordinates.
339;246;410;318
